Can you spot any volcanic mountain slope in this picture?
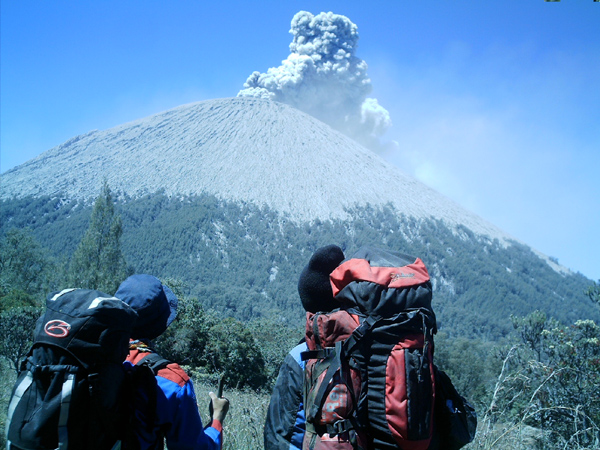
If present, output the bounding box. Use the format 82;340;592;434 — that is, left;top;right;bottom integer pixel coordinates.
2;97;509;242
3;97;595;335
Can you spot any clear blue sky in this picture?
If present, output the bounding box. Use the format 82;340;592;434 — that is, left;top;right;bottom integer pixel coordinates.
1;1;599;282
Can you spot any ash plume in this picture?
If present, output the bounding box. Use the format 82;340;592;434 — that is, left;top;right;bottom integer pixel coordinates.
237;11;391;150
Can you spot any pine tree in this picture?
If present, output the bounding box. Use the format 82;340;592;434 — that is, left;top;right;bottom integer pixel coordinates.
587;280;600;307
68;181;129;293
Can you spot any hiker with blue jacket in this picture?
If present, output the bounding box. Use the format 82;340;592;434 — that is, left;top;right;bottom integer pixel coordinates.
116;274;229;450
264;245;346;450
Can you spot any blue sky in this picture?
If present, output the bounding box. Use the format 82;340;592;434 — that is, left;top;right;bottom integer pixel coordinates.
1;1;599;282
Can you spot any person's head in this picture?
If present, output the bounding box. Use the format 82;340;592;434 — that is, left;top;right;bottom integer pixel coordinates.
115;274;178;340
298;245;345;313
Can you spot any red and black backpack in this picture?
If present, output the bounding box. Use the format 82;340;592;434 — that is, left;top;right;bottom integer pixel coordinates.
302;247;437;450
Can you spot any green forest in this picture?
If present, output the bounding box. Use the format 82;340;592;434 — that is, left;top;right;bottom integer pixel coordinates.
1;185;599;448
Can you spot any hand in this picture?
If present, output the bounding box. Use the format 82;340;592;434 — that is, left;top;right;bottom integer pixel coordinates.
209;391;230;423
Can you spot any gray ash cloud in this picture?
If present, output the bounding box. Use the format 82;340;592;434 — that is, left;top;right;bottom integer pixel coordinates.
237;11;391;150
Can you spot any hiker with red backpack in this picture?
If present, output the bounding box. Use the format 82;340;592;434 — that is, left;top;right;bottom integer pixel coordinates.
116;274;229;450
264;245;346;450
302;246;439;450
264;245;476;450
303;246;477;450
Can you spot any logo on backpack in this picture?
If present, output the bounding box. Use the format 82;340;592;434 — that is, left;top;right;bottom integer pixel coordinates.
390;272;415;280
44;319;72;337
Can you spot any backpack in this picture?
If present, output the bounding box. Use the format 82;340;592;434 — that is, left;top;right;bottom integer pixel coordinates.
301;247;437;450
5;288;156;450
432;367;477;450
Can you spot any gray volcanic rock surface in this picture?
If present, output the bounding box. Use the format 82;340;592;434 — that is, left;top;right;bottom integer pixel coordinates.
2;97;510;241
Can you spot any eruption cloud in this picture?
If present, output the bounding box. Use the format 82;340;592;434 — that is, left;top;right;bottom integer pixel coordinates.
237;11;391;150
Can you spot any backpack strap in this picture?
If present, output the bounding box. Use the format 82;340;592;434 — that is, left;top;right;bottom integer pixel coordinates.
135;352;171;375
6;372;34;440
306;340;362;444
27;360;80;450
306;340;345;423
6;364;80;450
312;313;323;350
57;372;76;449
303;316;379;435
301;315;379;362
342;315;379;355
314;417;359;437
301;348;335;361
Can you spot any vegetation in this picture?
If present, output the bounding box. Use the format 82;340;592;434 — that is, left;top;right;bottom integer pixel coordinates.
0;306;43;372
2;192;595;339
588;280;600;306
1;189;598;448
67;180;130;293
0;228;55;309
472;314;600;449
156;294;291;391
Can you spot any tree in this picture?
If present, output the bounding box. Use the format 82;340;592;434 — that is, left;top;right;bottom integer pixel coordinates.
492;313;600;448
203;317;268;390
247;316;303;387
156;293;213;368
156;293;269;390
511;310;555;362
68;181;129;293
0;228;53;305
0;307;42;372
433;332;498;409
587;280;600;307
0;290;38;314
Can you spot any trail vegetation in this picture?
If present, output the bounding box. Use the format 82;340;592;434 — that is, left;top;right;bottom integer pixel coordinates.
1;186;598;448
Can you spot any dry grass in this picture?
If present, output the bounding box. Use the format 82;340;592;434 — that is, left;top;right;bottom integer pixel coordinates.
2;365;597;450
464;347;600;450
194;380;269;450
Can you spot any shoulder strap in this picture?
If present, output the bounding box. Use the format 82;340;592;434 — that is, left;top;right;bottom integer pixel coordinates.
303;315;379;434
135;352;171;375
306;340;344;423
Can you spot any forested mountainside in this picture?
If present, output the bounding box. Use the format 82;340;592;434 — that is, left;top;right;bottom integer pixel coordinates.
1;98;594;342
2;192;595;340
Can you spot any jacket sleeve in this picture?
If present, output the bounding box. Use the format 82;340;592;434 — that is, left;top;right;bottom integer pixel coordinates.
156;374;223;450
264;343;307;450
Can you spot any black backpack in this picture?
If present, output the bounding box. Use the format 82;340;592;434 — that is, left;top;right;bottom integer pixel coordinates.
5;288;155;450
301;247;437;450
431;367;477;450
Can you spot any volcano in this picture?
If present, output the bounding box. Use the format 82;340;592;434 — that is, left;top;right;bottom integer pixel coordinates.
1;97;508;241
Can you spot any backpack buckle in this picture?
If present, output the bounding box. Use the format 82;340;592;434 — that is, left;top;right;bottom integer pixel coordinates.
301;348;335;361
328;419;353;437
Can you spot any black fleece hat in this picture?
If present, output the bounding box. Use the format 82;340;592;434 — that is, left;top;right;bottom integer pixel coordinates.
298;245;345;313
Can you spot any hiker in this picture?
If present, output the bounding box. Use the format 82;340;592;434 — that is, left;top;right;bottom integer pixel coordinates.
266;245;476;450
300;246;440;449
5;288;143;450
116;274;229;450
264;245;346;450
